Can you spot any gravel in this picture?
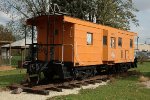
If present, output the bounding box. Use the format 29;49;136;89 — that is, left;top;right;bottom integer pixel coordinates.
141;80;150;88
0;81;108;100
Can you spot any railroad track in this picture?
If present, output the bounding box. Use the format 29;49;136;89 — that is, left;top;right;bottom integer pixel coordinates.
8;71;138;95
8;75;109;95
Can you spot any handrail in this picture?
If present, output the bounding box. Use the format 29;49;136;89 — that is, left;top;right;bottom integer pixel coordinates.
26;43;74;63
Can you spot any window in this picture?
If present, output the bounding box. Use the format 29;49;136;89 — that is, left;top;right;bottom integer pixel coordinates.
118;37;122;47
87;32;93;45
110;37;116;48
103;36;107;45
130;39;133;48
121;50;123;58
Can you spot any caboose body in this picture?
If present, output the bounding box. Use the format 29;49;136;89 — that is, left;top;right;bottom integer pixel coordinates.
25;15;137;81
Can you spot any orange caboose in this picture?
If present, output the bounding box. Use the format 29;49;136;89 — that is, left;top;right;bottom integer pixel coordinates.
25;15;137;80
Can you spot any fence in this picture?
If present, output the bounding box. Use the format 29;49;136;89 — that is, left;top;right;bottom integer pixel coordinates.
0;55;22;67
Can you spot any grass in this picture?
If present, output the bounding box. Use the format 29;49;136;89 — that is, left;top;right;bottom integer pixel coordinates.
53;77;150;100
0;56;22;67
11;56;22;67
51;62;150;100
136;62;150;77
0;62;149;99
0;69;26;87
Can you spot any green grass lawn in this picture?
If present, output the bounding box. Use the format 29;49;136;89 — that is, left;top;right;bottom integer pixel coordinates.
0;62;149;100
52;62;150;100
11;56;22;67
136;62;150;77
0;69;26;87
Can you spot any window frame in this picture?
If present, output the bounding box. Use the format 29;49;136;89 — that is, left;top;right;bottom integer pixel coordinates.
121;50;123;58
130;39;133;48
118;37;122;47
87;32;93;45
110;37;116;48
103;36;107;45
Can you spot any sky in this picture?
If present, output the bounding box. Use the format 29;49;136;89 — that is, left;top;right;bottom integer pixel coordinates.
131;0;150;43
0;0;150;43
0;11;11;25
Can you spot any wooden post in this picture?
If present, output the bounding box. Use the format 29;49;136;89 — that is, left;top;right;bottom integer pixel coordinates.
0;47;1;66
21;49;23;68
9;43;11;66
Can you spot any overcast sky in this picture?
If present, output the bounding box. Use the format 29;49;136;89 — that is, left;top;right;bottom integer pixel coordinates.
131;0;150;43
0;11;11;25
0;0;150;43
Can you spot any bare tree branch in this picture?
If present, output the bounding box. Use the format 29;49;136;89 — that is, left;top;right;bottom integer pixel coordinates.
7;1;29;18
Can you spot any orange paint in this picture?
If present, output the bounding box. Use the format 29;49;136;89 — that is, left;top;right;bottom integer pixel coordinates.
27;15;137;67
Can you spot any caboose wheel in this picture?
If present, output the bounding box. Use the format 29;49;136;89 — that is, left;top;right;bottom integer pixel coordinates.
43;71;54;81
29;76;39;85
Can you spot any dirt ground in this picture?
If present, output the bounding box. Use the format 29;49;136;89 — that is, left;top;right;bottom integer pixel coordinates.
0;66;16;71
138;75;150;89
141;81;150;88
0;81;108;100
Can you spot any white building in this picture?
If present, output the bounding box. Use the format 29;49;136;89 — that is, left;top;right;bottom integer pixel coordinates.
137;43;150;52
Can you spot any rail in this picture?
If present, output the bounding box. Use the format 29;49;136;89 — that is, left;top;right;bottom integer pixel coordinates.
25;43;74;63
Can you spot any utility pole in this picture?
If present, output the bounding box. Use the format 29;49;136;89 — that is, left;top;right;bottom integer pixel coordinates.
146;38;150;52
137;36;139;50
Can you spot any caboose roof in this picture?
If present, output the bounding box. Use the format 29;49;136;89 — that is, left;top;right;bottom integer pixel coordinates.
64;16;137;36
26;15;137;36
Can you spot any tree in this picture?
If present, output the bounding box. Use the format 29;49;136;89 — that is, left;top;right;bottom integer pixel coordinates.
52;0;96;21
0;24;15;41
51;0;139;30
0;0;139;31
5;18;26;40
95;0;139;30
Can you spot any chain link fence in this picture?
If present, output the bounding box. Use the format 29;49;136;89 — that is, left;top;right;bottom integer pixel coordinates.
0;55;22;67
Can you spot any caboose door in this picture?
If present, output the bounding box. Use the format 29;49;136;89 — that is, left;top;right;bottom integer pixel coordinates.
125;50;129;60
49;28;61;62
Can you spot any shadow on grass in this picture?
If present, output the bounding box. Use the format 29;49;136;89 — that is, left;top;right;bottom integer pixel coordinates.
118;71;150;83
0;74;25;87
142;72;150;77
